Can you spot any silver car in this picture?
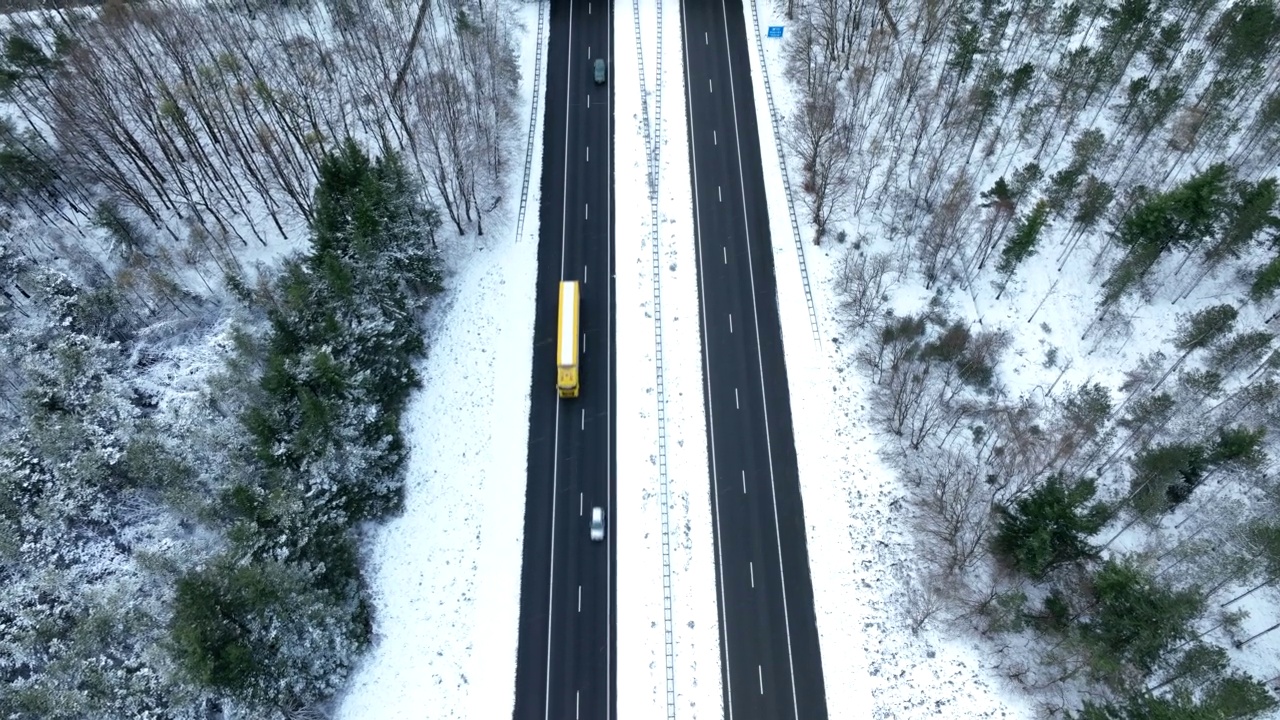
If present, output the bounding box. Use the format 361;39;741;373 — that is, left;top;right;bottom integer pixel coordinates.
593;58;606;85
590;506;605;541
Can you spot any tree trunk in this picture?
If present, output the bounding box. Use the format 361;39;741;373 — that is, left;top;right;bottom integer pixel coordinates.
394;0;433;101
1221;576;1277;607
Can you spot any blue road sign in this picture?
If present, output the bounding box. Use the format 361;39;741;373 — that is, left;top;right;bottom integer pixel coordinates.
767;26;784;38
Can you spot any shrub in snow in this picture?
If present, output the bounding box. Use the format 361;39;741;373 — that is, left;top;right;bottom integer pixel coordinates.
833;249;894;333
170;558;367;710
0;312;207;717
1129;442;1209;515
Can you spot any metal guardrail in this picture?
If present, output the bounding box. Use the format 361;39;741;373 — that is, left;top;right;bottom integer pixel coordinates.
632;1;677;718
514;0;548;244
746;0;822;347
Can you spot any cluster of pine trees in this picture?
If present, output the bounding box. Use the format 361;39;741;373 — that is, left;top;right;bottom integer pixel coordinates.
1;135;441;717
166;139;442;714
0;0;517;715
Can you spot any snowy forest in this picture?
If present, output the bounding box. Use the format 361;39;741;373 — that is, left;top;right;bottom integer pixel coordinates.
0;0;520;717
786;0;1280;715
12;0;1280;714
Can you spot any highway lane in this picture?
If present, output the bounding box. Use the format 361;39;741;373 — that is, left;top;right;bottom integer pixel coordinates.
679;1;829;719
512;1;615;720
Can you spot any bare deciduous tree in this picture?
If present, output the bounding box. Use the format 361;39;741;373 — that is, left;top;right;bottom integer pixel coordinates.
916;171;976;288
11;0;520;264
910;451;996;575
833;249;895;333
788;77;857;241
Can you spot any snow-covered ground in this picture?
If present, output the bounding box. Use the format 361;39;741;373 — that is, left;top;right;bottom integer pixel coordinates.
331;207;537;720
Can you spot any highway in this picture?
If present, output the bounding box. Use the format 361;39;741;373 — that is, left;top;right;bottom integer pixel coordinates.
511;1;615;719
679;1;830;719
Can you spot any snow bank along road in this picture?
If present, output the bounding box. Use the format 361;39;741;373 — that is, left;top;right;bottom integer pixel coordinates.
680;1;829;719
511;1;617;720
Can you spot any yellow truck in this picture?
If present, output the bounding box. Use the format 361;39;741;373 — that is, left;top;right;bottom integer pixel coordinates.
557;281;580;398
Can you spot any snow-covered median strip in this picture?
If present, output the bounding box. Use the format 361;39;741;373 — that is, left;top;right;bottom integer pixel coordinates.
615;1;724;718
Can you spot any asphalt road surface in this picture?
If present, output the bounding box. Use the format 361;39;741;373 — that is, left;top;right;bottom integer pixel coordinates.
679;1;830;718
511;1;616;720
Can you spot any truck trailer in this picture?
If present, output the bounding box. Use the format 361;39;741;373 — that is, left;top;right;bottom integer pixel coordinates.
557;281;580;398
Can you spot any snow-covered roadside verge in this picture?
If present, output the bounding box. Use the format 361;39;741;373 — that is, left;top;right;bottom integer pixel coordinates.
614;1;724;718
332;214;536;720
333;4;546;718
737;2;1037;717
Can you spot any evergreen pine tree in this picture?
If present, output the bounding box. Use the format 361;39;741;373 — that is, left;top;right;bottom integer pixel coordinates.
998;199;1052;277
993;473;1109;578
